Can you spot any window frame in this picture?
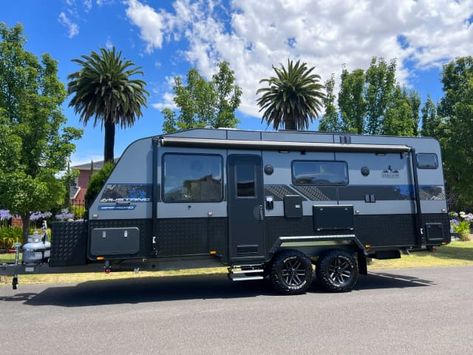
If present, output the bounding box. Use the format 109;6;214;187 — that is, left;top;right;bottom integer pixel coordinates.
416;153;439;170
161;152;224;203
291;160;349;186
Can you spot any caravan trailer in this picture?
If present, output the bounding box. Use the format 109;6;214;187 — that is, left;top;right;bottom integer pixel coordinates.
1;129;451;294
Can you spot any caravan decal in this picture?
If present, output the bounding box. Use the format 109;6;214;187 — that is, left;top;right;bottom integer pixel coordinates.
382;166;400;179
98;204;137;211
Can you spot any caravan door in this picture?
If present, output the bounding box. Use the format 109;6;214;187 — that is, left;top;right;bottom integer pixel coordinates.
227;155;265;261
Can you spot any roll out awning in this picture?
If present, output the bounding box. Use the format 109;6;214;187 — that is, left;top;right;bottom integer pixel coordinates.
159;136;412;153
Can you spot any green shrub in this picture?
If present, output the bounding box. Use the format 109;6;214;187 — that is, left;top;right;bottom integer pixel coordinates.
85;161;115;209
71;205;86;219
0;226;22;249
454;221;471;241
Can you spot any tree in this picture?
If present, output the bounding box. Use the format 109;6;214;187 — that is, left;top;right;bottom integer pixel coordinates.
318;74;342;132
438;56;473;118
257;59;325;130
365;58;397;135
407;90;421;135
383;87;415;136
421;96;440;137
445;79;473;209
84;161;115;209
338;68;366;134
438;56;473;210
0;23;82;241
162;61;241;133
68;48;148;162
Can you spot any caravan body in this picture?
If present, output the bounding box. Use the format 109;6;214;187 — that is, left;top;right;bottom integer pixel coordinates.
46;128;450;294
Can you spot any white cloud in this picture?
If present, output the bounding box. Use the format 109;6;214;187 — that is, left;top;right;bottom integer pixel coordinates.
58;11;79;38
125;0;168;53
152;92;177;110
83;0;92;11
128;0;473;117
96;0;114;5
105;37;114;49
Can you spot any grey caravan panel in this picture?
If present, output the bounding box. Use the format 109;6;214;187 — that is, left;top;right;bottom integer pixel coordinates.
167;128;227;139
261;131;334;143
262;151;337;218
346;135;446;214
227;130;261;141
89;137;153;220
335;151;415;215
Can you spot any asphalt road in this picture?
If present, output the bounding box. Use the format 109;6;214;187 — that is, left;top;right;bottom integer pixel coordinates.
1;267;473;355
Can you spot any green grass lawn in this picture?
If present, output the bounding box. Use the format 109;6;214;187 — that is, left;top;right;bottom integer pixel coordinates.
1;240;472;285
370;240;473;269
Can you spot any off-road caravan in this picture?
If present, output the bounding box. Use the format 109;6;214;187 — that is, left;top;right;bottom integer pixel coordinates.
1;129;450;294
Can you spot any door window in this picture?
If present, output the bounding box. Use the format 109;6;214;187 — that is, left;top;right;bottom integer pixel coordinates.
235;163;256;197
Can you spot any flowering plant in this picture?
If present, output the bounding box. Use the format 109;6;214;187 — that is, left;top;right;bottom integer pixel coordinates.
55;209;74;221
0;210;12;221
450;211;472;241
30;211;53;221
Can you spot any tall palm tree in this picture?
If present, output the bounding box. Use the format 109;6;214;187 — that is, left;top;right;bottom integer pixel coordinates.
68;48;148;162
257;59;325;130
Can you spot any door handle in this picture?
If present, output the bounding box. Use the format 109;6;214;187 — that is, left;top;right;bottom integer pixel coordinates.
252;205;265;221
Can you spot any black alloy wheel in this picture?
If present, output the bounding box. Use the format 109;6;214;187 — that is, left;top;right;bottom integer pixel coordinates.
270;250;313;295
316;250;359;292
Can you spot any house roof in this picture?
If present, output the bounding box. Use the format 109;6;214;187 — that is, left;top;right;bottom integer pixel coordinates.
72;158;118;171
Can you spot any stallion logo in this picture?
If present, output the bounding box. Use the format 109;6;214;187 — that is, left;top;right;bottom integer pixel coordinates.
382;165;400;178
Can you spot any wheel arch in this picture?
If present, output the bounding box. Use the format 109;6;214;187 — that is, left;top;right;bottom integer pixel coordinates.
268;235;368;275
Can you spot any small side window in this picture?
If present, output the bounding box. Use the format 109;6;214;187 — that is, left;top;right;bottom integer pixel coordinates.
417;153;438;169
292;161;348;186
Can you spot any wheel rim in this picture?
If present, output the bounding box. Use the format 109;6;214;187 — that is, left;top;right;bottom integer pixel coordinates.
281;257;307;287
328;256;353;286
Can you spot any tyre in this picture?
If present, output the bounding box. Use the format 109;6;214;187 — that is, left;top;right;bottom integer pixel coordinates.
270;250;313;295
316;249;359;292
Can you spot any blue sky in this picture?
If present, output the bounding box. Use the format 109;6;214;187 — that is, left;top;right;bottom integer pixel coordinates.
2;0;472;165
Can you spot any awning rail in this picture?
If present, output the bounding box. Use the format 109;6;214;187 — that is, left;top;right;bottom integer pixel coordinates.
159;136;412;153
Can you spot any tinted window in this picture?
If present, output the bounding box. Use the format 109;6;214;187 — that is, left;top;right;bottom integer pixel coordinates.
163;154;222;202
235;163;256;197
417;153;438;169
101;184;151;202
292;161;348;185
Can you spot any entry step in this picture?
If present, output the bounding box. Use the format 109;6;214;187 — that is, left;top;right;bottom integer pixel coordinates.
231;276;264;282
228;264;265;282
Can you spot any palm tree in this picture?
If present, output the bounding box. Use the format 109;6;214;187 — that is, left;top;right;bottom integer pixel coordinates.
257;59;325;130
68;48;148;162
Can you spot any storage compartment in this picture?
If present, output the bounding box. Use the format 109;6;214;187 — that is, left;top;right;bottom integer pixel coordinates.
284;195;303;218
425;223;444;242
90;227;140;256
313;205;354;231
50;221;88;266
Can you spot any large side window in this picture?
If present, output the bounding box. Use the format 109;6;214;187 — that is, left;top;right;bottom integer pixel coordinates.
416;153;438;169
292;161;348;186
163;154;223;202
